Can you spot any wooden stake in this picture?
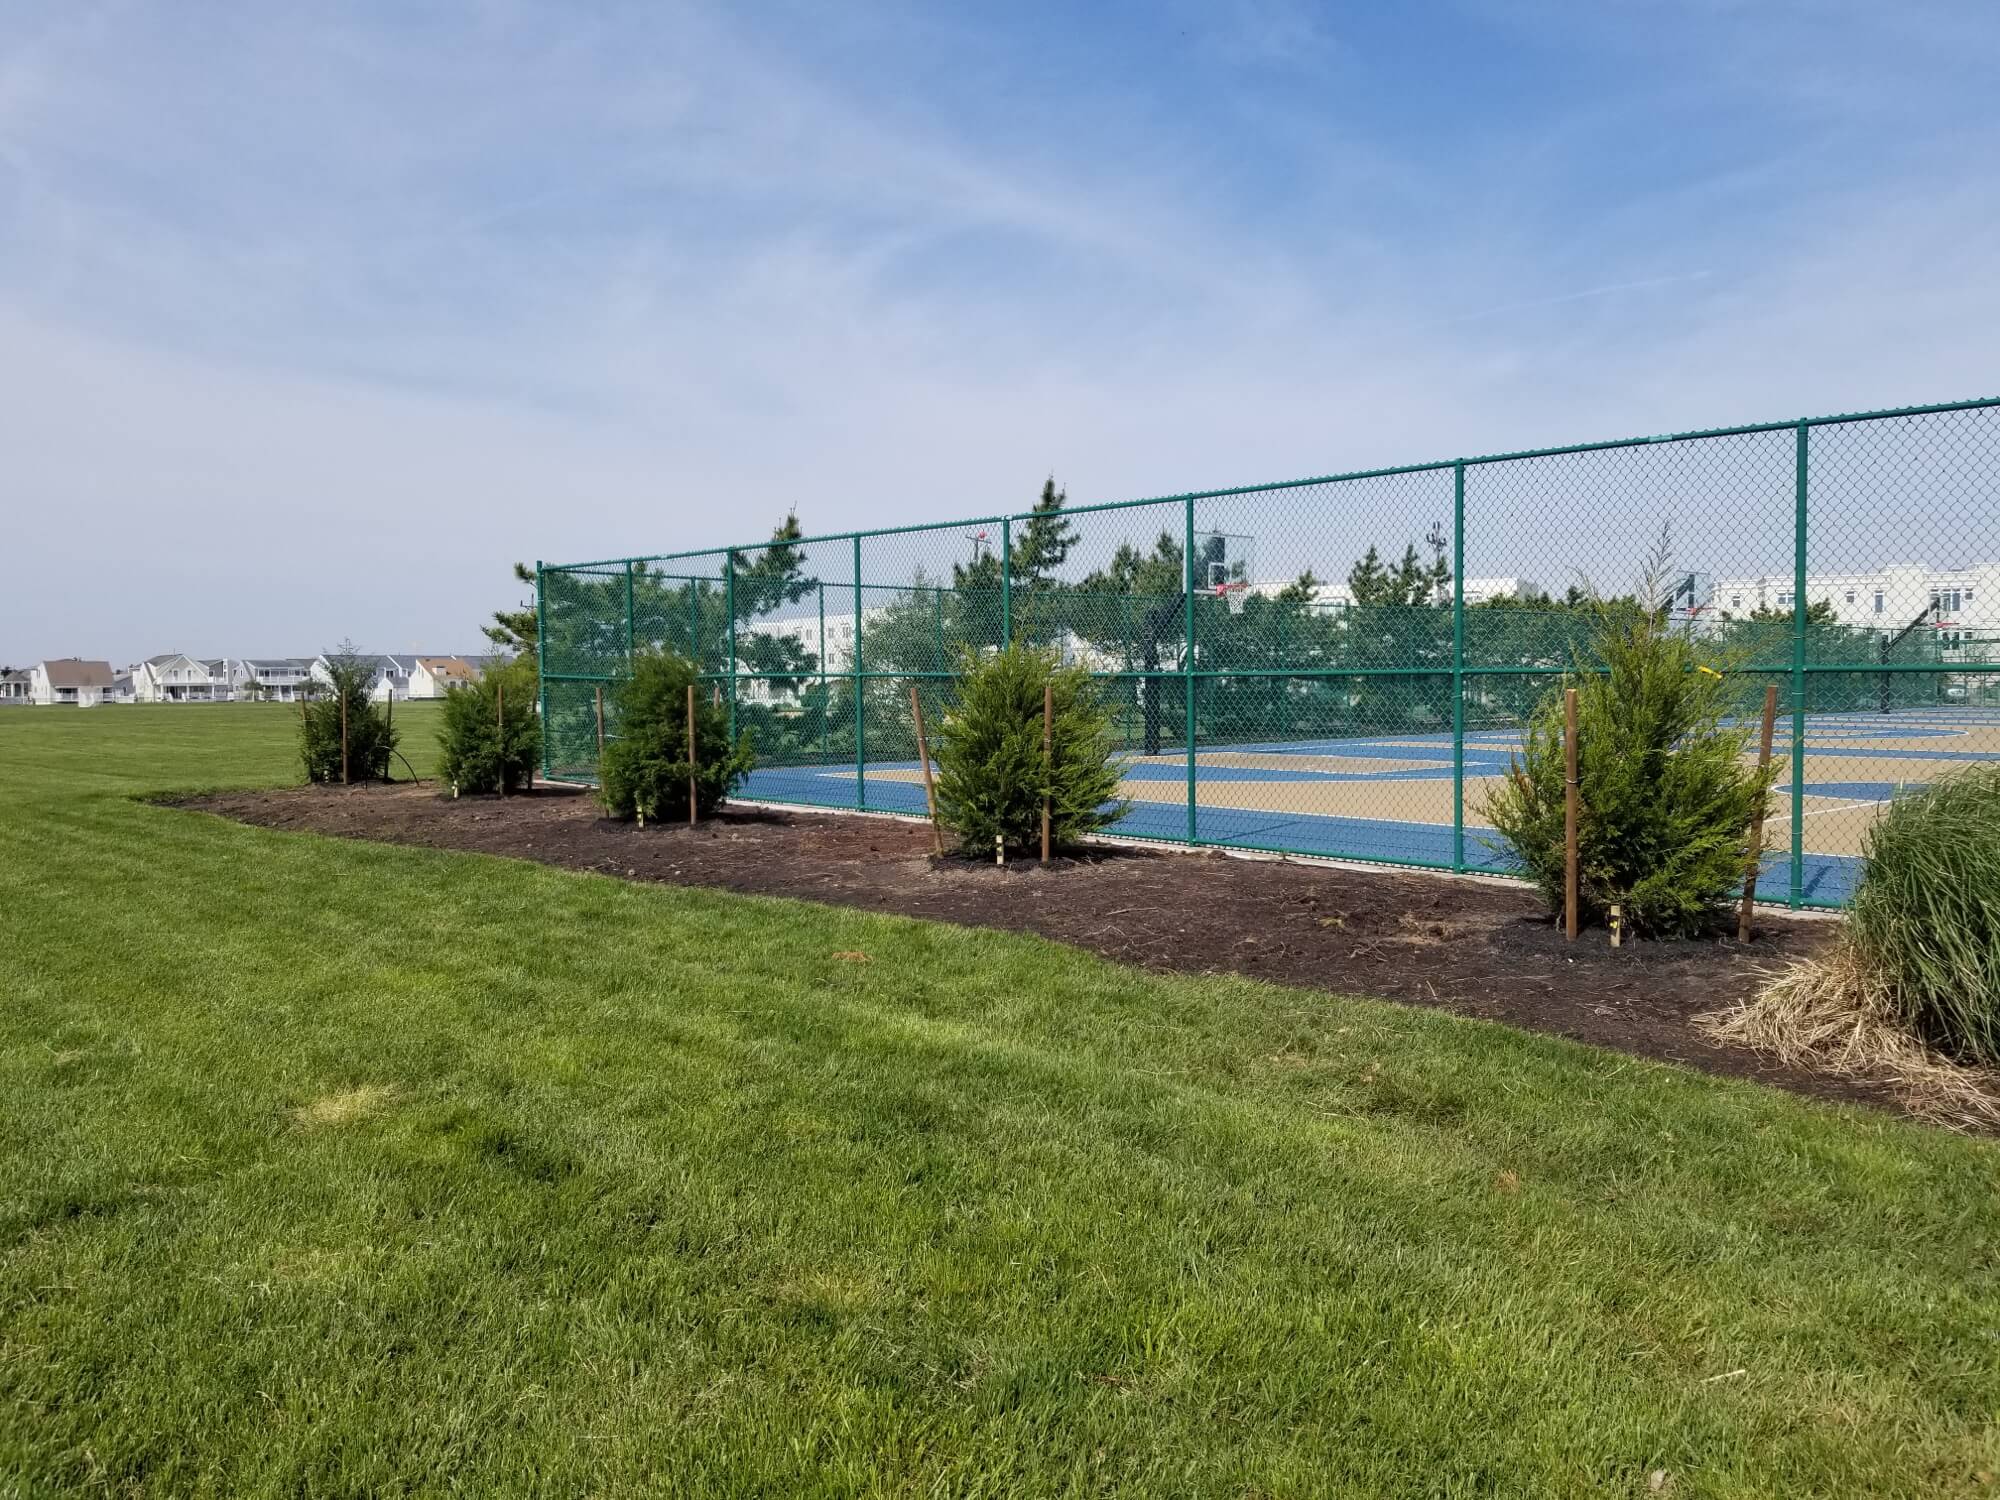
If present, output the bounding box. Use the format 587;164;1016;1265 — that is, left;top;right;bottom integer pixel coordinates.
909;684;942;854
686;682;698;826
340;690;349;786
1564;686;1579;941
496;682;505;796
1041;682;1053;863
1737;683;1780;942
594;685;605;754
383;691;392;782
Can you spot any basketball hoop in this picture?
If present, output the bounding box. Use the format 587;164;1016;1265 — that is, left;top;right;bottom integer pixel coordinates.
1212;581;1248;615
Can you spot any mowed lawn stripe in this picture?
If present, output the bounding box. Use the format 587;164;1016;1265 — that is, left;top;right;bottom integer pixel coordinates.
1;705;1996;1497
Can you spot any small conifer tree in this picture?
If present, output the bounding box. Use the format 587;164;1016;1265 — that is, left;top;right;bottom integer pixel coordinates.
438;658;542;795
1483;542;1777;937
933;645;1128;856
599;649;754;822
300;645;399;784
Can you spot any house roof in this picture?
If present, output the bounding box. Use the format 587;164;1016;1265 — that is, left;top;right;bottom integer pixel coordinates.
417;655;477;683
41;658;115;688
1;668;30;684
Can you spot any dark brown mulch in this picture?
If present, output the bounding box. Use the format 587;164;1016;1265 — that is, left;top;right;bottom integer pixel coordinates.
172;783;1908;1118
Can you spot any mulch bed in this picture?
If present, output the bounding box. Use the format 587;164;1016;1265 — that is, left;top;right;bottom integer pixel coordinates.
171;783;1907;1118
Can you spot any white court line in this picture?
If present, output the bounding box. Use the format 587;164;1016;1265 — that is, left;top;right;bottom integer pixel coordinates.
1798;797;1893;819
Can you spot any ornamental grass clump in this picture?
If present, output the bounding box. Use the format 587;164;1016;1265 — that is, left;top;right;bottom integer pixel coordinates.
932;645;1128;857
1702;768;2000;1129
598;649;753;823
1846;766;2000;1063
1482;590;1777;938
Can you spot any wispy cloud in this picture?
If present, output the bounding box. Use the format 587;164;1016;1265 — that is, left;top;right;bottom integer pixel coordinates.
0;0;1994;657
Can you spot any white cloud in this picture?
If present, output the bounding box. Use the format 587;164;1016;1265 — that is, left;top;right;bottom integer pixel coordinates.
0;0;1994;660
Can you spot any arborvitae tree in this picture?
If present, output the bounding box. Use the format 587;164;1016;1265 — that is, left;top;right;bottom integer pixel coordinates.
300;644;399;784
438;658;542;795
599;649;754;823
932;645;1128;857
1481;541;1777;937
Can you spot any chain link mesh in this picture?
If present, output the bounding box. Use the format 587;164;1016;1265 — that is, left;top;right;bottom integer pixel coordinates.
539;398;2000;907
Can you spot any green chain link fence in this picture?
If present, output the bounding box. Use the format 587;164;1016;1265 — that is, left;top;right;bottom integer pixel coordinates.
540;396;2000;908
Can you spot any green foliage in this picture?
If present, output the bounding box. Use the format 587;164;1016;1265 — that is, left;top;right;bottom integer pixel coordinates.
933;645;1128;855
483;562;539;655
1848;767;2000;1062
599;649;754;822
1347;538;1450;608
1013;475;1078;588
299;647;400;784
437;659;542;795
1482;604;1777;937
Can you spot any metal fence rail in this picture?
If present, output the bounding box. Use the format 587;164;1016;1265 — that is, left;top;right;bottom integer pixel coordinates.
540;396;2000;908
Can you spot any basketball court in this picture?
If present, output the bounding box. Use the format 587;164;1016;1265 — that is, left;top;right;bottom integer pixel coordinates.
738;706;2000;907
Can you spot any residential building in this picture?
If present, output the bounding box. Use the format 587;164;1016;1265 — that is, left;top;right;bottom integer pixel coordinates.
0;669;30;705
29;659;115;706
1710;562;1998;661
311;652;489;701
133;654;227;703
411;656;479;698
107;673;136;705
232;658;316;702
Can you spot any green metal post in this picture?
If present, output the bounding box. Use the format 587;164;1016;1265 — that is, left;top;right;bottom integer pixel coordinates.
853;534;865;810
1184;495;1197;843
688;572;699;662
1789;422;1808;908
934;585;945;668
1451;461;1466;872
818;580;828;766
535;561;550;781
725;551;737;746
1000;517;1012;647
624;562;635;670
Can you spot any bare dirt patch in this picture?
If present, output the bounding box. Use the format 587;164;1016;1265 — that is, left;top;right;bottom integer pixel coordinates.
175;783;1918;1120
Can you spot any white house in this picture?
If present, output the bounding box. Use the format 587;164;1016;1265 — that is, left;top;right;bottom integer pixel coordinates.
311;653;486;702
30;659;115;706
410;656;479;698
133;654;228;703
232;658;316;702
0;669;30;705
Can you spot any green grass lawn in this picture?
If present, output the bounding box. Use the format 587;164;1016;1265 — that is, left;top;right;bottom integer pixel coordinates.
2;704;1996;1497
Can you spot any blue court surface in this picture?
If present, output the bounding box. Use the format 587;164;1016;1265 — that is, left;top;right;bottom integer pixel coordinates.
739;711;2000;908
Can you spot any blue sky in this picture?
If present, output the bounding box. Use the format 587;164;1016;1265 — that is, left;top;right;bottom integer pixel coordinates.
2;0;1996;658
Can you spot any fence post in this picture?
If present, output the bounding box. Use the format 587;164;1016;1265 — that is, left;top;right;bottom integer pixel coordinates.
1000;517;1012;647
818;579;829;767
853;533;866;811
624;561;636;672
1451;460;1467;872
535;560;549;784
686;682;698;826
1739;683;1780;940
725;550;737;748
1564;687;1579;940
1790;421;1809;908
1184;494;1197;845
